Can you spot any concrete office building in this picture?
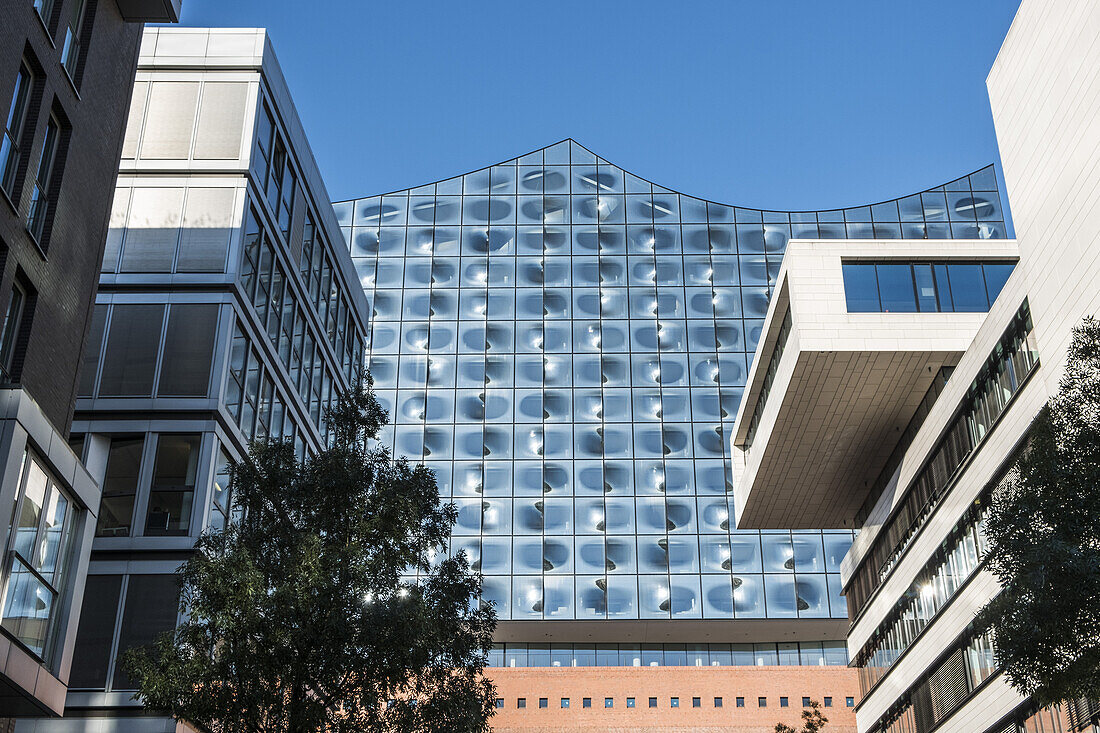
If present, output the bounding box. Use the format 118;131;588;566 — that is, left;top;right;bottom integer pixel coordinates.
732;0;1100;731
334;131;1008;725
17;27;368;730
0;0;179;719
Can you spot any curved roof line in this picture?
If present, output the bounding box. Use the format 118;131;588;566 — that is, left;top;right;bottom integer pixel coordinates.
337;137;998;214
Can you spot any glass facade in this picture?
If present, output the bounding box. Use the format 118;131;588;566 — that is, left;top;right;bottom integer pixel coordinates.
334;139;1006;622
488;640;848;668
841;261;1015;313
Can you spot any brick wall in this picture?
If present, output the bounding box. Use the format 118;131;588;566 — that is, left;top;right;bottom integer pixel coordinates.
0;1;142;435
486;665;858;732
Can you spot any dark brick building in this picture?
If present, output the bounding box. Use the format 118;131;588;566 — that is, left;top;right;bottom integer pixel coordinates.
0;0;178;717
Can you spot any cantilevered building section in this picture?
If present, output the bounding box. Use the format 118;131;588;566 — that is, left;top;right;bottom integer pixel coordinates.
335;141;1007;728
734;0;1100;731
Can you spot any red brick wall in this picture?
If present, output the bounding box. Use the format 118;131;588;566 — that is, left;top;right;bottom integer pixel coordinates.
486;665;858;732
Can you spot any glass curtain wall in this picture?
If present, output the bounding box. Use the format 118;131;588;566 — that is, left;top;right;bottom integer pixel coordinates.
334;140;1006;622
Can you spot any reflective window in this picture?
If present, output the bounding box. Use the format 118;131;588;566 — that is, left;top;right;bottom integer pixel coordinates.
1;451;78;660
145;434;200;536
97;436;143;537
842;260;1015;313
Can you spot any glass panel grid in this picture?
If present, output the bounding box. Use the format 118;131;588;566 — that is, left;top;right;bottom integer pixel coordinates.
342;144;1004;621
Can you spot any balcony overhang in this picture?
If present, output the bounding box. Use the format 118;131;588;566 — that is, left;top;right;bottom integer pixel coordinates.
115;0;181;22
731;239;1019;530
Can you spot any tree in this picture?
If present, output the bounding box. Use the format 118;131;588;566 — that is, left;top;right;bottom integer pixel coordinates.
123;373;498;733
775;699;829;733
978;316;1100;707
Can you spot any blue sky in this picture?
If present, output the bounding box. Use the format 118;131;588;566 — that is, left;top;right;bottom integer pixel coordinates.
175;1;1021;210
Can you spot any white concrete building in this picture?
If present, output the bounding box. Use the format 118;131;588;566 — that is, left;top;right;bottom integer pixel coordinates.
732;0;1100;730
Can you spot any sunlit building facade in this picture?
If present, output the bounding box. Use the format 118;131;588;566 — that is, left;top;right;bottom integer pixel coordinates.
733;1;1100;731
334;143;1007;729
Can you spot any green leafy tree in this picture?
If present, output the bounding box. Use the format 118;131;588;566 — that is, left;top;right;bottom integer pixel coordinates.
978;317;1100;707
775;699;829;733
124;373;498;732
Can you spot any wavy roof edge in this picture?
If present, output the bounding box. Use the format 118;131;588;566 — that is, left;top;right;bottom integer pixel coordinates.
334;137;1000;215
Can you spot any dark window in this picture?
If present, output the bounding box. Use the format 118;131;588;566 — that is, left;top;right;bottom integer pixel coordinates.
96;436;143;537
876;264;917;312
494;698;503;709
736;697;745;707
517;698;526;709
209;449;233;532
1;63;32;199
68;432;85;459
913;263;938;312
145;434;200;536
0;281;27;380
78;304;107;396
780;696;789;707
60;0;90;82
33;0;57;32
26;113;61;243
824;697;832;708
840;262;879;312
671;697;679;708
649;697;657;708
606;698;614;708
714;697;723;708
692;697;701;708
846;697;855;708
758;697;767;708
803;697;811;707
157;304;218;396
98;304;165;397
560;698;569;709
538;698;547;709
934;263;953;311
582;697;591;708
982;262;1015;305
625;697;633;708
68;575;122;688
113;575;179;690
947;264;988;312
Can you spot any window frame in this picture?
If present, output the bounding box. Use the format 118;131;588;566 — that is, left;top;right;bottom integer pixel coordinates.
1;62;34;202
0;280;27;381
0;448;79;663
26;111;62;244
59;0;91;85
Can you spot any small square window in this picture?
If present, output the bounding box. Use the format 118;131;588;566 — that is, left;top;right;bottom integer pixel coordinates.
583;697;592;708
626;697;635;708
802;697;811;708
846;697;855;708
561;698;569;709
605;698;614;709
495;698;504;709
671;697;679;708
517;698;526;709
736;697;745;708
539;698;548;709
758;697;767;708
780;697;788;707
693;697;701;708
715;697;723;708
649;697;657;708
824;697;833;708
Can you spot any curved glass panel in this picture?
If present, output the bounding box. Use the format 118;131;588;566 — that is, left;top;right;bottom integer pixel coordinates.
338;140;1008;620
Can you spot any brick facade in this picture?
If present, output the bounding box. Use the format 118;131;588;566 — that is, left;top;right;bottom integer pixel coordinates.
486;665;858;732
0;0;142;435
